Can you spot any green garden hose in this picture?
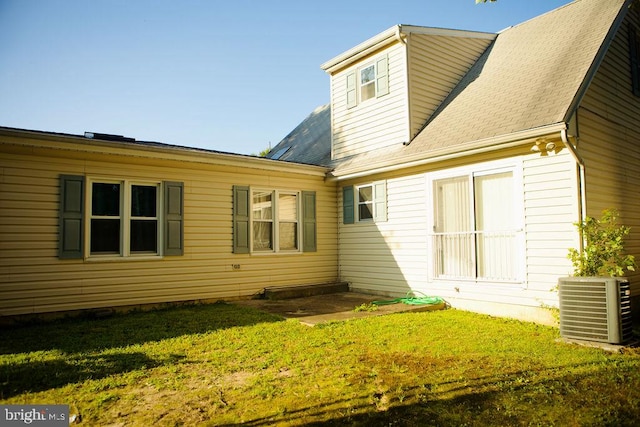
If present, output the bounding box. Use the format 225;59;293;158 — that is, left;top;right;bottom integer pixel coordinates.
372;291;444;306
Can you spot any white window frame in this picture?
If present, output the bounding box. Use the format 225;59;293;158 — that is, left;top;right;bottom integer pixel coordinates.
359;62;376;103
354;181;386;223
86;178;162;259
356;183;375;222
250;188;302;254
427;160;525;284
346;54;389;109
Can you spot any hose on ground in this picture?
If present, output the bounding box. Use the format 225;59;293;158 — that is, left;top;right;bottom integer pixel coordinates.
371;290;444;306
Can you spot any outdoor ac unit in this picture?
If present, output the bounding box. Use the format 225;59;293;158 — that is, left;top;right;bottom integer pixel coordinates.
558;277;632;344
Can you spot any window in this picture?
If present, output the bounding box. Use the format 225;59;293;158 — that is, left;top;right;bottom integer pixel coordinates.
360;64;376;102
342;181;387;224
277;193;299;250
130;185;158;252
252;190;273;250
58;175;184;259
89;180;159;256
431;167;521;282
357;184;374;221
346;55;389;108
251;189;299;252
269;146;291;160
233;186;316;254
90;182;122;254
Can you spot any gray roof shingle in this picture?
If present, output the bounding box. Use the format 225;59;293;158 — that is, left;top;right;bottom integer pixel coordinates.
266;104;331;166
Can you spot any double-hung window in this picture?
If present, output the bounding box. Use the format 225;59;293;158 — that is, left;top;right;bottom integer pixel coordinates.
342;181;387;224
232;186;316;254
431;165;522;282
89;180;160;257
359;64;376;102
346;54;389;108
59;175;184;259
357;184;374;221
252;189;300;252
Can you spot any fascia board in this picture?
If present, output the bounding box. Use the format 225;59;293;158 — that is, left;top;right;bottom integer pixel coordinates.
0;128;329;177
321;25;495;74
321;26;401;74
328;122;567;181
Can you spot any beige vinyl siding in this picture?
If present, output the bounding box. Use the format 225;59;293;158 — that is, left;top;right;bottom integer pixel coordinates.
0;137;337;316
407;34;493;140
331;42;408;160
576;12;640;289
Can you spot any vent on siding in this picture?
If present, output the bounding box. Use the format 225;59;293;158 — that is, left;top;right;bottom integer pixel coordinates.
558;277;632;344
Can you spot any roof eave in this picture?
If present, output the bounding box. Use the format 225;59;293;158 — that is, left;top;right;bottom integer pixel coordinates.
321;26;401;74
0;127;330;177
321;25;496;74
328;122;568;181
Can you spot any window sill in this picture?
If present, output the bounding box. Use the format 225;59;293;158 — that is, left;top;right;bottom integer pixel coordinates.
250;251;303;256
85;254;163;262
433;277;524;285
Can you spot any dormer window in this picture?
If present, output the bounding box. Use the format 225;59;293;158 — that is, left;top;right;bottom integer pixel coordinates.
360;64;376;101
346;54;389;108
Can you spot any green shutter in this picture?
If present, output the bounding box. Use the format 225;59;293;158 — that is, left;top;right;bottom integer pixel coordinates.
164;181;184;256
343;186;354;224
233;185;250;254
630;26;640;97
376;55;389;97
346;71;357;108
302;191;317;252
59;175;84;259
374;180;387;222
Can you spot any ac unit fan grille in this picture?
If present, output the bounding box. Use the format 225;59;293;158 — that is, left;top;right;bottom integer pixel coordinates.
559;278;632;344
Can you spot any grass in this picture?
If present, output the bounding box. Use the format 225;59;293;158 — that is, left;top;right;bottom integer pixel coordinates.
2;302;640;426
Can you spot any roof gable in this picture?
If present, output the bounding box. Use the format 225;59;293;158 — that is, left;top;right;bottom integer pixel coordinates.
404;0;628;156
330;0;629;177
321;25;494;74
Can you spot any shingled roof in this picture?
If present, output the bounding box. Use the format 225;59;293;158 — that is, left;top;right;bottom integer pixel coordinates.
407;0;626;150
265;104;331;166
331;0;629;177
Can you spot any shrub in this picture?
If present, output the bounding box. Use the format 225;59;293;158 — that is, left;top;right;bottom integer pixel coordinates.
568;209;636;277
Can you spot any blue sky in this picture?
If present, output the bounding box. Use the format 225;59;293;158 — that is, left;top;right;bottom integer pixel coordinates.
0;0;571;155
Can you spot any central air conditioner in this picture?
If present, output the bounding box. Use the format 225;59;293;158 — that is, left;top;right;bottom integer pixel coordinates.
558;277;632;345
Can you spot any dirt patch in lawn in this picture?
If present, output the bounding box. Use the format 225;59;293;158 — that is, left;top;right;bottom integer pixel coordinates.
233;291;446;326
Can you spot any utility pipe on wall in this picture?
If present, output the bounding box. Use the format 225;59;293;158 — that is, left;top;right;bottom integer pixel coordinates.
561;127;587;241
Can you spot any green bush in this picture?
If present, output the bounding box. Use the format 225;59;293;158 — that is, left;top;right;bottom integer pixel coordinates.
568;209;636;277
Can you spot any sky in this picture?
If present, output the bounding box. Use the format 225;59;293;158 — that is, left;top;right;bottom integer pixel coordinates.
0;0;572;155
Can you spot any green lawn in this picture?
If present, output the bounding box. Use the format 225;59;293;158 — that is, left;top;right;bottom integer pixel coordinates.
2;302;640;426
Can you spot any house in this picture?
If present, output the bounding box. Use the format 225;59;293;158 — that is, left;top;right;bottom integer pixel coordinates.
1;0;638;324
0;130;337;318
267;0;640;323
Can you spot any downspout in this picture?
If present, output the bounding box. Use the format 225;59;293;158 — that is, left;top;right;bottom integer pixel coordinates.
561;126;587;229
397;26;411;145
396;25;406;45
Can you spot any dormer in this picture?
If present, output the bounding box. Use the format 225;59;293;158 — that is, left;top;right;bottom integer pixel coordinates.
321;25;495;161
